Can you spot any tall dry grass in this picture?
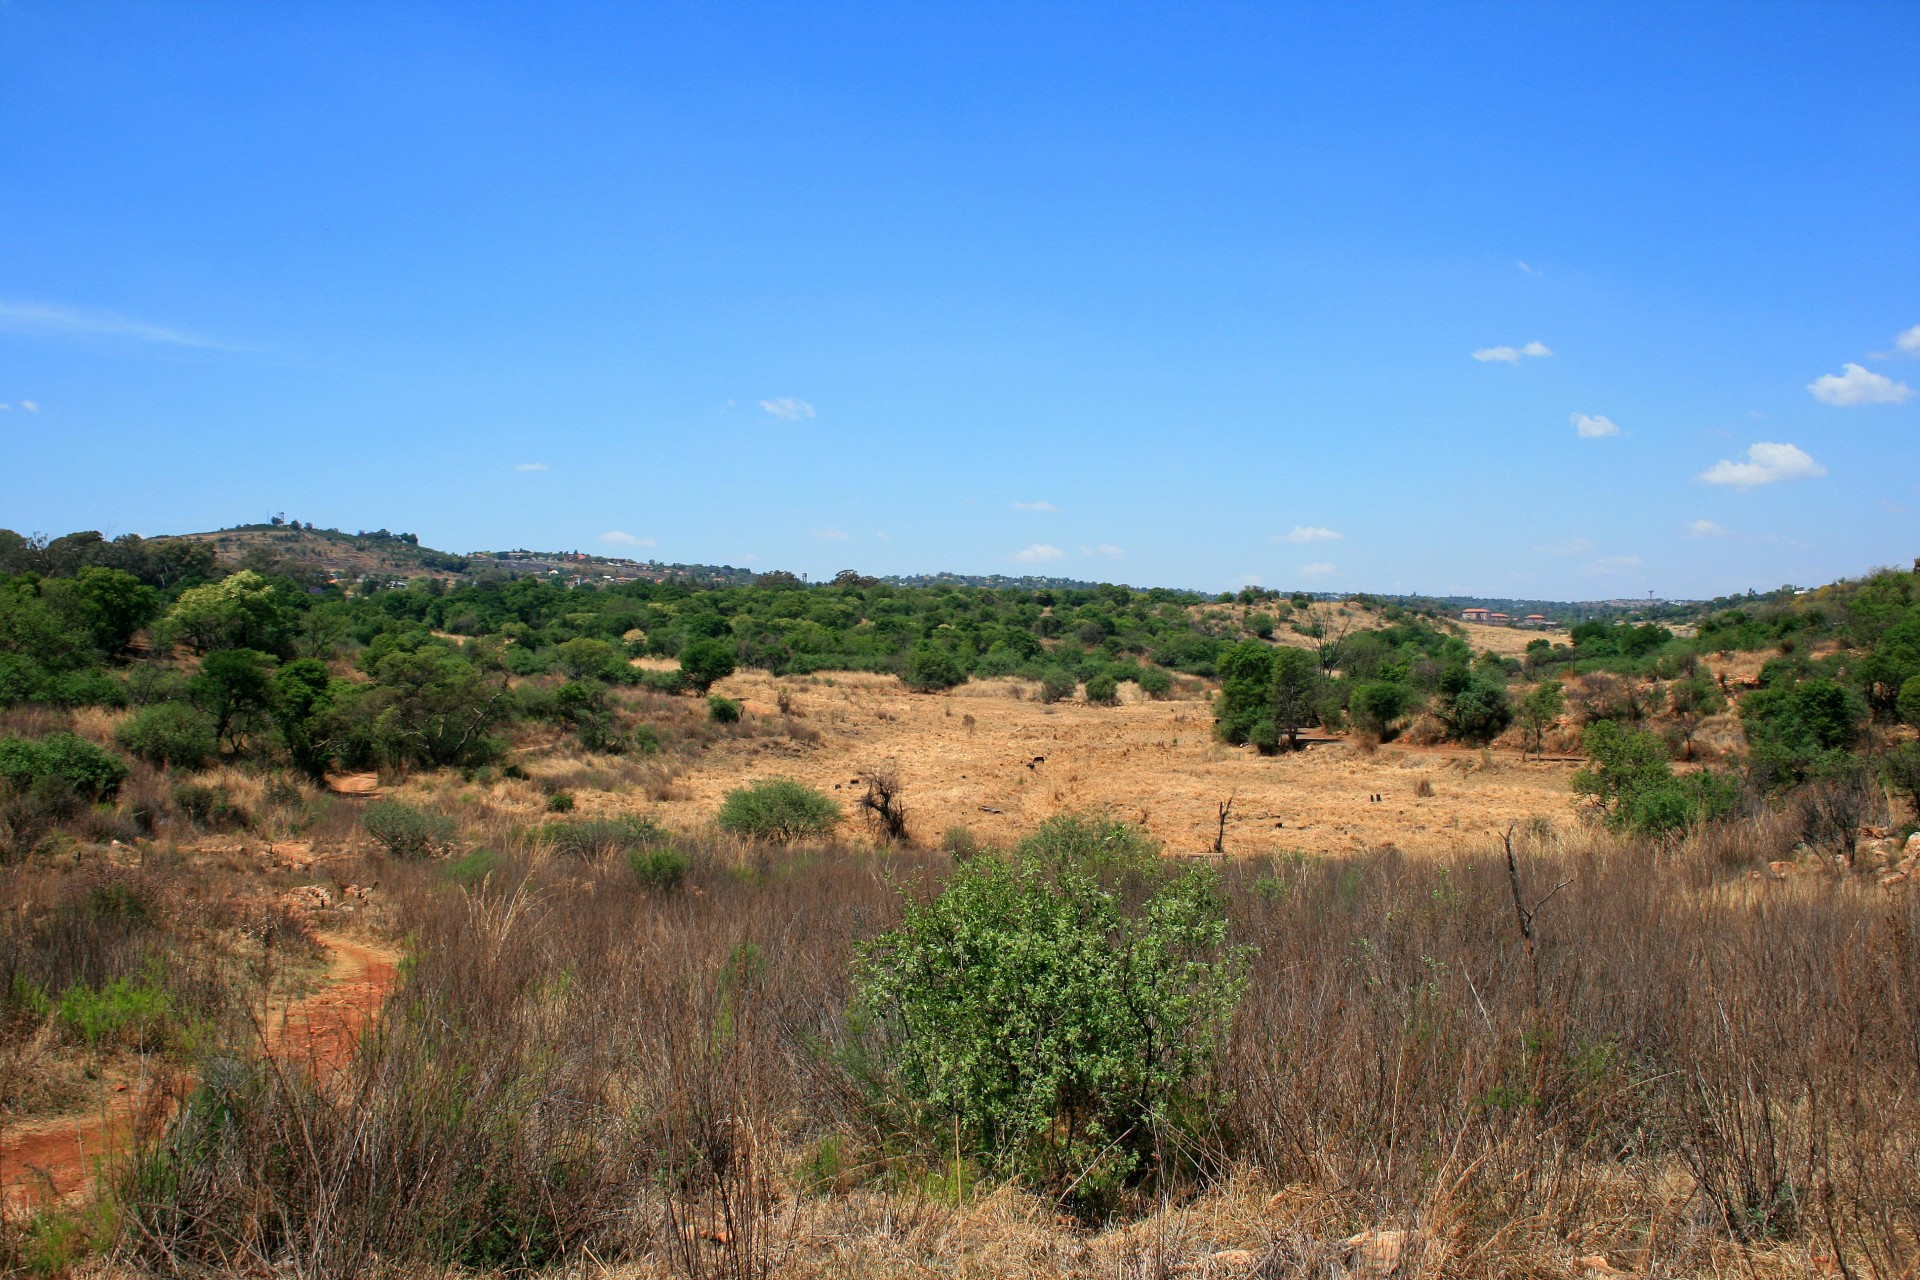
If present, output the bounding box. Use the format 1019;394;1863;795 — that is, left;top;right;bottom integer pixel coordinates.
107;819;1920;1277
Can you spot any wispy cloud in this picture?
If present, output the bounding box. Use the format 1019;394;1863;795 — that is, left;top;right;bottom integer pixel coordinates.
1589;555;1643;574
599;531;654;547
514;462;550;472
1898;325;1920;357
0;299;241;350
1571;412;1620;438
1280;525;1343;543
1808;363;1912;406
1300;562;1336;576
1085;543;1124;558
759;396;816;422
1688;519;1726;537
811;528;850;541
1699;442;1826;489
19;401;35;412
1517;261;1542;277
1533;537;1594;555
1473;340;1552;363
1012;543;1065;564
1012;500;1058;511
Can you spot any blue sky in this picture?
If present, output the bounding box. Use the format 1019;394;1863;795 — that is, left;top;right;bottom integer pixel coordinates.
2;2;1915;599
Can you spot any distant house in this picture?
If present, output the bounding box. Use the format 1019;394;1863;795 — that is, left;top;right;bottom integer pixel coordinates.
1490;612;1511;625
1519;614;1555;629
1461;607;1492;623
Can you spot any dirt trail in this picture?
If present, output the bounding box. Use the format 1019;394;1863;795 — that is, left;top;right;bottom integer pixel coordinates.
0;931;399;1211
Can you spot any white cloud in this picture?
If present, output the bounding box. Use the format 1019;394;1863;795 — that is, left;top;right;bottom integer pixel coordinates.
599;531;655;547
1517;261;1542;277
1093;543;1124;558
1533;537;1594;555
811;528;850;541
515;462;549;472
0;404;8;411
1012;544;1065;564
874;531;892;541
759;396;816;421
1012;500;1058;511
1281;525;1343;543
1571;412;1620;438
0;300;240;350
1300;562;1336;576
1473;341;1552;363
1808;363;1913;406
1687;519;1726;537
1898;324;1920;356
19;401;37;412
1699;442;1827;489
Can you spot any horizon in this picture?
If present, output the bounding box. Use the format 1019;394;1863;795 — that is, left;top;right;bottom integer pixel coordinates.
3;3;1916;597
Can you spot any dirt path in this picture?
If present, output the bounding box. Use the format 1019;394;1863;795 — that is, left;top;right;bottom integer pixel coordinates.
0;931;400;1211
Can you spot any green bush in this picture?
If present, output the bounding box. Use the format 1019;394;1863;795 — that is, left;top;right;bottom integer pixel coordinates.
1573;721;1736;836
854;813;1247;1209
1136;667;1172;699
545;790;575;813
442;847;505;887
0;733;128;802
115;704;218;770
627;844;690;891
1349;681;1410;739
56;977;173;1050
362;800;457;859
627;724;663;754
171;781;242;828
1083;673;1119;706
1038;670;1076;704
1896;675;1920;729
902;644;967;693
716;777;841;844
539;814;669;860
707;694;742;723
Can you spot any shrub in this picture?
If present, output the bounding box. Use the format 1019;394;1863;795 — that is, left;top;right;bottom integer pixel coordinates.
855;813;1246;1209
1573;721;1735;836
627;844;689;891
545;790;575;813
707;694;742;723
56;977;173;1050
902;644;967;693
362;800;457;859
171;781;242;828
1038;670;1076;704
1137;667;1172;698
716;777;841;843
540;815;669;860
1083;673;1119;706
1897;675;1920;729
1436;669;1514;745
627;724;663;754
1349;681;1411;739
115;704;218;770
0;733;128;802
442;847;505;887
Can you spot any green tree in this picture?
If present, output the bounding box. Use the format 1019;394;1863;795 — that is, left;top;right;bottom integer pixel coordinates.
1083;672;1119;706
270;658;337;779
678;638;736;694
70;567;159;656
190;649;277;753
1573;720;1735;836
1897;675;1920;729
1268;646;1323;750
1517;680;1565;758
553;637;622;682
1349;681;1411;740
344;648;510;770
161;570;288;655
1436;664;1514;745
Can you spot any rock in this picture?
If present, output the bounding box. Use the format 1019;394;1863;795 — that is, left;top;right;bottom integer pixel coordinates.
1879;871;1909;890
1907;831;1920;855
1343;1228;1419;1278
1767;860;1796;879
1577;1255;1632;1277
1855;837;1900;867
